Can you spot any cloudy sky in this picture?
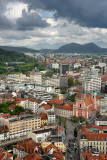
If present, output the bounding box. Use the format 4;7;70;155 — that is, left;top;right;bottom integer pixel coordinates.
1;0;107;49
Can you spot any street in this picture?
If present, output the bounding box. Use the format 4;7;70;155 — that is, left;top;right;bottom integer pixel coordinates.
66;119;80;160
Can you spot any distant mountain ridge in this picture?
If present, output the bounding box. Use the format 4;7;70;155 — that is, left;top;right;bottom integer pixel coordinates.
0;42;107;54
0;46;38;53
40;42;107;54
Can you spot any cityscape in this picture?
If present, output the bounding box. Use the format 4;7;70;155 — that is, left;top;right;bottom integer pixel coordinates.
0;0;107;160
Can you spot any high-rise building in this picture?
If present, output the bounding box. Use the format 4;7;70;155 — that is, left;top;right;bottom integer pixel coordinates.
60;64;70;75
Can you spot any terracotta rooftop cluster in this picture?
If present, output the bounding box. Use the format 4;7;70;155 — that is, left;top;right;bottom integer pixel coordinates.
79;125;107;141
13;138;64;160
82;149;107;160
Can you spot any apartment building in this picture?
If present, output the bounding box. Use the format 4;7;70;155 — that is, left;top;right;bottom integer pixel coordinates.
28;128;53;142
33;91;52;102
43;76;68;88
47;112;56;124
78;125;107;154
5;114;41;138
19;97;43;113
95;116;107;126
83;76;101;92
30;71;42;84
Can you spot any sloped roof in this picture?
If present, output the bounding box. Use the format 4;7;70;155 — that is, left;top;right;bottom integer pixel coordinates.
23;152;42;160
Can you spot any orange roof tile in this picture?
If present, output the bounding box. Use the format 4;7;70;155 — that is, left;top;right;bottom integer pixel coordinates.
42;104;52;110
54;102;73;111
28;97;42;104
82;149;107;160
48;99;64;105
23;152;42;160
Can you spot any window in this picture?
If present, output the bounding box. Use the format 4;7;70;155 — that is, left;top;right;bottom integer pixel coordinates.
80;104;81;108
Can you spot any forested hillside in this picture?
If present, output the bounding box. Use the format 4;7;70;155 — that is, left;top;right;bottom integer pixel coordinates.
0;48;44;74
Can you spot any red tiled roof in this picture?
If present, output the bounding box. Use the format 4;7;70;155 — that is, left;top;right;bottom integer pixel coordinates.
48;99;64;105
39;112;48;120
28;97;42;104
0;152;13;160
54;102;73;111
23;152;42;160
42;104;52;110
0;113;11;118
72;88;83;92
82;149;107;160
14;138;41;153
79;125;107;141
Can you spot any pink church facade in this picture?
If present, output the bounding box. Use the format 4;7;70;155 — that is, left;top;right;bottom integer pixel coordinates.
73;94;97;119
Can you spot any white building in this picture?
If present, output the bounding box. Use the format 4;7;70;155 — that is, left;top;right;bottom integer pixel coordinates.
73;63;81;69
82;76;101;92
30;72;42;84
95;116;107;126
28;128;52;143
47;112;56;124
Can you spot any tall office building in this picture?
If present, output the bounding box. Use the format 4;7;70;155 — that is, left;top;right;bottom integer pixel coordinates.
60;64;70;75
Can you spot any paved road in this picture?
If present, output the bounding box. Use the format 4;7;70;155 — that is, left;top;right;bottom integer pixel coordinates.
65;119;80;160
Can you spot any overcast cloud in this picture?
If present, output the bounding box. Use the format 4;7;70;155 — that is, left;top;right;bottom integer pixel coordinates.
0;0;107;49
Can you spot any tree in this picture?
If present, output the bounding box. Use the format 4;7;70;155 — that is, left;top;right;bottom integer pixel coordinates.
68;77;74;86
61;89;67;94
12;106;25;115
78;116;86;123
69;93;76;102
58;117;63;126
63;117;67;129
72;116;78;122
37;62;45;71
45;71;53;78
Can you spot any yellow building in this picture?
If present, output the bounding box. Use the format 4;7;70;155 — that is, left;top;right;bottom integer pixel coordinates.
41;142;66;153
5;114;41;139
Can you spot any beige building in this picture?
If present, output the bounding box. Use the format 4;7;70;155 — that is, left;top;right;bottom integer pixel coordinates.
5;114;41;138
100;106;107;116
30;71;42;84
54;103;73;118
41;142;66;153
78;125;107;154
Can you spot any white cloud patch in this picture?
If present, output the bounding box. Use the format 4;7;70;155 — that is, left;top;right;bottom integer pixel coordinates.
5;2;28;20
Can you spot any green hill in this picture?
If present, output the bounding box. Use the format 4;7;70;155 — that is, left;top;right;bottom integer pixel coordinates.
0;46;38;53
0;48;44;74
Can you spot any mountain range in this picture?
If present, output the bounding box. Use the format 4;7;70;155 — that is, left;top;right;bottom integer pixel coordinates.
0;42;107;54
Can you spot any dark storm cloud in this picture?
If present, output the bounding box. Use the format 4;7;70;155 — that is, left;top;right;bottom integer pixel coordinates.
0;0;49;30
0;0;13;29
16;9;50;30
20;0;107;28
